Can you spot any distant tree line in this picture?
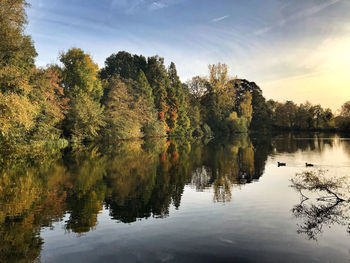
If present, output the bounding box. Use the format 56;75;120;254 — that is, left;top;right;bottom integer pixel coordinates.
265;100;350;132
1;0;350;147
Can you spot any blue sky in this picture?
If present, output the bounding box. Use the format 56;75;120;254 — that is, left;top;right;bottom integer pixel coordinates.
26;0;350;110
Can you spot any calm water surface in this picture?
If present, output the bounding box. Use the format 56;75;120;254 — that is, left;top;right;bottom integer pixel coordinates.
1;134;350;262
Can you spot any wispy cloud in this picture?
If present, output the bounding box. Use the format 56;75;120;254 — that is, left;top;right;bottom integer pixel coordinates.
253;26;271;36
149;1;166;10
111;0;145;13
111;0;179;13
211;15;229;23
253;0;343;35
278;0;343;26
149;0;183;11
302;0;343;17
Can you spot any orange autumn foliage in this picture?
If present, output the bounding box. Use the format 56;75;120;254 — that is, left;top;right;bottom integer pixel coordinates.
160;152;167;162
159;111;165;121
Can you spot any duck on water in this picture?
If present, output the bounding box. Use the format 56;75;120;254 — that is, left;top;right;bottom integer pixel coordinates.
277;162;314;167
277;162;286;167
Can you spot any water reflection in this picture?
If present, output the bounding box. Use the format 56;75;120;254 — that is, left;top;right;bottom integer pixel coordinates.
273;133;336;153
0;133;349;262
291;170;350;240
194;135;257;202
0;149;67;262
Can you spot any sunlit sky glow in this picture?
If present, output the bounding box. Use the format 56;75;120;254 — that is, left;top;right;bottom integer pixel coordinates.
27;0;350;111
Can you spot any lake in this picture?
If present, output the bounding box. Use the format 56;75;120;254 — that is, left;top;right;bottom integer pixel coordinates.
1;133;350;262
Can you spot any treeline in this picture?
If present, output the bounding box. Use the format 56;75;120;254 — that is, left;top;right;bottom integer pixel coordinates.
267;100;334;131
265;100;350;132
1;0;350;148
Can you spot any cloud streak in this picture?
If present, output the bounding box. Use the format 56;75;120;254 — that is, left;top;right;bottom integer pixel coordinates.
149;1;166;10
211;15;229;23
111;0;145;13
253;0;343;35
149;0;183;10
110;0;181;13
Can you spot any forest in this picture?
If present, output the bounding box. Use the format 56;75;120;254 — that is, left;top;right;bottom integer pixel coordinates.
1;0;350;149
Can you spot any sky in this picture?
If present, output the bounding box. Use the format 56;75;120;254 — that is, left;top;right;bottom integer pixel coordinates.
26;0;350;111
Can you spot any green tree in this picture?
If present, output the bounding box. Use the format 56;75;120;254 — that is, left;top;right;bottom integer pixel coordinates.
136;71;166;137
0;0;69;146
231;79;271;131
0;0;37;142
60;48;103;101
239;91;253;125
201;63;250;134
275;101;297;129
60;48;105;142
312;104;324;129
187;76;208;101
340;101;350;117
145;56;169;127
137;70;154;105
29;68;69;141
0;90;37;140
0;0;37;73
168;62;190;136
275;101;334;131
295;102;312;130
103;76;165;140
226;111;248;133
102;75;144;140
321;108;334;129
166;62;179;132
66;94;105;143
100;51;147;80
208;63;229;92
186;77;208;137
335;101;350;132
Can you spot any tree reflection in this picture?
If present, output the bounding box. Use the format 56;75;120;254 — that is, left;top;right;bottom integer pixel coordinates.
189;134;265;202
0;148;68;262
274;133;335;154
64;147;106;234
104;140;165;222
0;134;271;261
291;170;350;240
104;139;193;223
